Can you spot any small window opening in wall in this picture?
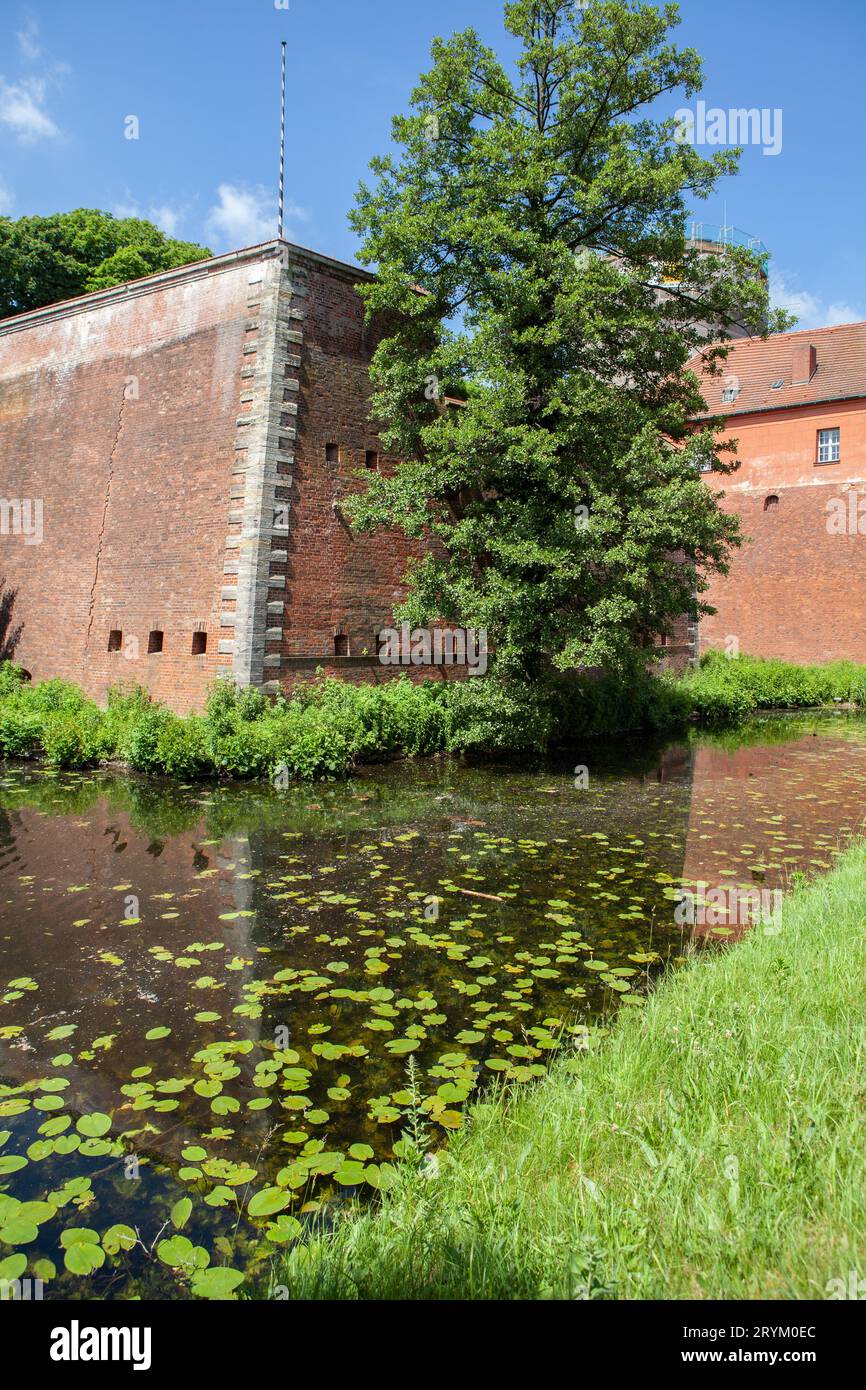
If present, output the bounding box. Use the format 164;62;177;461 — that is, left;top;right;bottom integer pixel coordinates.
365;450;379;471
334;633;349;657
817;427;841;464
108;630;122;653
191;632;207;656
147;630;164;654
764;494;780;511
326;442;340;464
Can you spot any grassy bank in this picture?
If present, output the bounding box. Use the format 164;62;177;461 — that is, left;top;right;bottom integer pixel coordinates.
0;653;865;779
271;844;866;1300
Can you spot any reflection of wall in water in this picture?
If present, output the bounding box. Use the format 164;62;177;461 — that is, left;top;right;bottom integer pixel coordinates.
682;734;866;939
0;794;266;1159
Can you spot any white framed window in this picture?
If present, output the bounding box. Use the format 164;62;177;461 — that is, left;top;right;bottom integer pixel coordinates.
721;385;740;404
817;427;840;464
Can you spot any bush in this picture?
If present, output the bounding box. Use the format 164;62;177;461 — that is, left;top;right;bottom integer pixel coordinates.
0;704;42;758
272;723;353;781
0;662;28;697
205;678;267;733
102;683;154;751
4;652;866;783
157;714;211;779
124;707;174;773
208;720;275;779
41;708;107;768
446;676;553;752
683;652;863;725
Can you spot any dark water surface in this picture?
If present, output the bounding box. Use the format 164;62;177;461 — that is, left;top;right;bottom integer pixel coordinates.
1;714;865;1298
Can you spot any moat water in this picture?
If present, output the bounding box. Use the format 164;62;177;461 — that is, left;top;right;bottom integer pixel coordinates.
1;713;865;1299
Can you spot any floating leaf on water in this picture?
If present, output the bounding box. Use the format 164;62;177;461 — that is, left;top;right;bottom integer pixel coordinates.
102;1224;137;1255
61;1228;106;1275
0;1253;27;1281
76;1113;111;1138
157;1235;209;1272
247;1187;293;1219
190;1266;244;1300
171;1198;193;1230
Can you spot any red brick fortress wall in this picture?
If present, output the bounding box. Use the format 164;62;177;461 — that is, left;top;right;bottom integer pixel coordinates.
268;249;423;687
0;245;284;711
0;239;475;712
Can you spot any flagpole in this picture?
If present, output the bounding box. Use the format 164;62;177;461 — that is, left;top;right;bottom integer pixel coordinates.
279;40;287;240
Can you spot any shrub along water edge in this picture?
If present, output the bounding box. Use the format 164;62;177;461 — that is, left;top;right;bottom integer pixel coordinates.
268;841;866;1300
0;652;865;779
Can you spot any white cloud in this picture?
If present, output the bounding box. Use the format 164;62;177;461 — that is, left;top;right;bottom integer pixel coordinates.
0;179;14;215
17;16;41;63
0;75;59;143
111;198;185;238
206;184;276;249
771;270;862;331
205;183;308;251
149;204;183;238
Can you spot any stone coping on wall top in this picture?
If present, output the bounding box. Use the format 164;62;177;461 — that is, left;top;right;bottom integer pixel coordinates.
0;237;376;337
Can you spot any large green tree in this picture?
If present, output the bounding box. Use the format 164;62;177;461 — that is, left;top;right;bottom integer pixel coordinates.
0;209;210;320
347;0;789;680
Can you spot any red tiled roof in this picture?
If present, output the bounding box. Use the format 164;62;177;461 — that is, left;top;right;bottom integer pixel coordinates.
688;320;866;419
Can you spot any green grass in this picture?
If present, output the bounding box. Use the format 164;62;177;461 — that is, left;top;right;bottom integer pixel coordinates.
271;845;866;1300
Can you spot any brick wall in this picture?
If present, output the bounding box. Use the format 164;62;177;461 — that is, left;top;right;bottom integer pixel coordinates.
0;240;470;713
0;247;277;711
275;251;421;670
700;398;866;662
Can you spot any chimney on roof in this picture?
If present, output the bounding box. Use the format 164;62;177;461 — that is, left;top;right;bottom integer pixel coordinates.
792;341;817;385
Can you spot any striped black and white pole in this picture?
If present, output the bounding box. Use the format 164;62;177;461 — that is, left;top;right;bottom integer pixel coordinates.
279;40;287;240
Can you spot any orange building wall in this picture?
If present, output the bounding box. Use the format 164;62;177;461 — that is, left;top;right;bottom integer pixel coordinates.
700;397;866;662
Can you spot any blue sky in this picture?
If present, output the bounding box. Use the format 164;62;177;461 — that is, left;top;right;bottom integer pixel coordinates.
0;0;863;330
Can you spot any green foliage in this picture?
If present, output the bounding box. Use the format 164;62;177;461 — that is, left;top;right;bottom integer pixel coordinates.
2;654;865;782
0;704;42;758
0;209;211;319
124;707;174;773
24;678;89;715
0;661;27;697
271;722;353;781
446;676;555;752
205;678;268;733
156;714;211;779
684;652;864;724
289;676;453;760
345;0;790;680
41;708;107;769
101;683;155;752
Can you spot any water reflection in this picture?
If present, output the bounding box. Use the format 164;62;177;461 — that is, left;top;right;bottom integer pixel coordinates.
1;713;865;1297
